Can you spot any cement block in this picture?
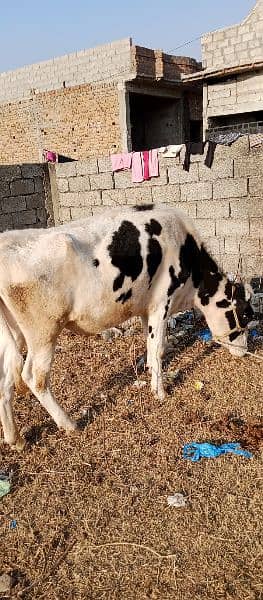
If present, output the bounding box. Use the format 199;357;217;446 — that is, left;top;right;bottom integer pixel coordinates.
181;182;213;202
59;191;101;207
205;236;225;255
152;184;180;203
36;208;47;223
213;178;248;199
102;189;126;206
198;159;234;181
224;236;241;254
21;164;44;178
59;207;71;222
0;181;11;198
10;179;35;196
34;177;45;193
230;197;262;218
0;165;21;180
194;219;216;236
249;218;263;237
0;213;13;231
1;196;27;213
69;176;91;192
98;156;112;173
90;173;114;190
216;219;249;236
56;162;77;178
71;206;93;220
168;164;199;184
125;188;153;205
222;254;243;275
26;193;45;210
235;155;263;177
197;199;230;219
172;202;197;218
249;177;262;197
243;255;263;277
57;178;69;193
76;159;98;175
12;210;37;227
239;237;260;254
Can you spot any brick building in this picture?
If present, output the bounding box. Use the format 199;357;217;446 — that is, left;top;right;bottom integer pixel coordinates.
0;38;202;164
183;0;263;138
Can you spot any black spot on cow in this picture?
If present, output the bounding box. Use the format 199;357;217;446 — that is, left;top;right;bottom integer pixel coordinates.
149;326;152;333
147;239;162;287
216;299;231;309
108;221;143;292
93;258;100;267
168;266;180;297
134;204;155;212
163;301;170;320
145;219;163;286
226;283;254;340
116;288;132;304
145;219;162;237
151;333;154;339
166;234;222;306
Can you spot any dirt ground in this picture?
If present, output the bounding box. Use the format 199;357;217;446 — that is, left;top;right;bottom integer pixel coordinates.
0;322;262;600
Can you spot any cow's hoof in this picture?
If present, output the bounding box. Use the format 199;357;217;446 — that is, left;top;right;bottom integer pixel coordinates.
11;435;26;452
64;420;78;434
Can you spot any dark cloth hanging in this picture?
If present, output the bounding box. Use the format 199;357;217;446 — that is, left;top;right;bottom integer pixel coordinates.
204;141;217;168
183;142;205;172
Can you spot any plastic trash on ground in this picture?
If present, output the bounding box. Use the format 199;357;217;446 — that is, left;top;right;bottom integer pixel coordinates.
194;380;204;391
198;328;212;342
183;442;253;462
0;471;12;500
167;493;187;508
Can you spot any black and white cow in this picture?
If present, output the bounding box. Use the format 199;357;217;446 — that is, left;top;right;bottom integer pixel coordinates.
0;204;253;450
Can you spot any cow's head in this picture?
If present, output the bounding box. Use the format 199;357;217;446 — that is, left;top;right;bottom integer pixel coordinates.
210;280;254;357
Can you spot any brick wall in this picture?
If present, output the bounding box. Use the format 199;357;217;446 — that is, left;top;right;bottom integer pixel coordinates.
52;136;263;279
0;163;53;231
202;0;263;71
0;82;121;165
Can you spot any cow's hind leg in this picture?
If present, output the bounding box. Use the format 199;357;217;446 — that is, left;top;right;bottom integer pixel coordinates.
147;307;168;400
0;311;25;450
22;337;77;432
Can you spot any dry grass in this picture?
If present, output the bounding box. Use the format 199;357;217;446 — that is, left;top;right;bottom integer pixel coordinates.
0;323;262;599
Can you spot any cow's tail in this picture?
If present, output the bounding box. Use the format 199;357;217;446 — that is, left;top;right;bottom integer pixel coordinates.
0;301;25;395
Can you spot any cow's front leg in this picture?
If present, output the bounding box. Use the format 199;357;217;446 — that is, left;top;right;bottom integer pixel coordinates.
147;307;167;400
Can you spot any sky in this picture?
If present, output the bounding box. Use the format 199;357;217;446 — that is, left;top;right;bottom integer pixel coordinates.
0;0;256;72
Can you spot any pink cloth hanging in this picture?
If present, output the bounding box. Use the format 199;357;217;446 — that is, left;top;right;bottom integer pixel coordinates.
149;149;159;177
143;150;150;180
111;152;132;172
43;149;58;163
132;152;144;183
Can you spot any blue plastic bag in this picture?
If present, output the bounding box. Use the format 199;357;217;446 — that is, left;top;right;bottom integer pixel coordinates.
198;328;212;342
183;442;253;462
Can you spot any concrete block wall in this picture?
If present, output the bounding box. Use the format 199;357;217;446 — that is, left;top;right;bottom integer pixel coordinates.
53;136;263;278
206;69;263;118
0;164;53;231
0;39;133;104
202;0;263;70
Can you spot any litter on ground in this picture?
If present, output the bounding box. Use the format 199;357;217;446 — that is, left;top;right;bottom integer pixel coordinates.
0;471;11;500
167;493;187;508
194;380;204;391
183;442;253;462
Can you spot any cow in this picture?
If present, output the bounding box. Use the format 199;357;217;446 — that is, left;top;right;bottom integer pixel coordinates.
0;204;254;450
